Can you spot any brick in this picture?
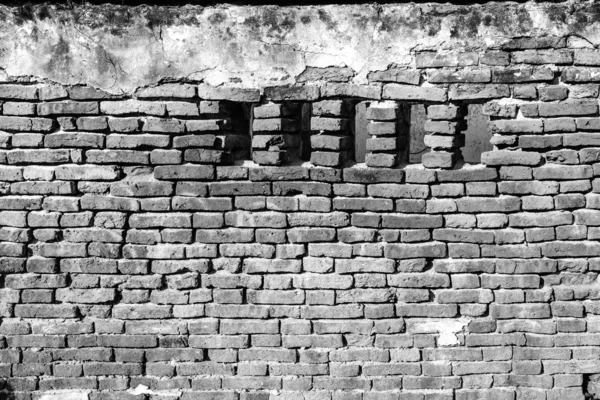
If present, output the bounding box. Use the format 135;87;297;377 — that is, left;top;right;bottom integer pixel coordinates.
100;100;166;116
384;242;446;259
344;168;404;183
69;85;122;100
154;165;215;180
321;83;381;99
428;68;490;83
293;274;352;289
437;168;497;182
388;273;450;288
456;197;520;213
55;165;120;181
72;115;108;132
492;67;553;83
449;84;510;100
508;211;573;227
0;116;55;132
491;120;543;134
45;132;105;149
396;304;457;318
198;84;260;102
106;133;169;149
136;84;196;99
56;289;116;303
14;304;76;318
481;151;542;166
383;84;447;102
481;274;539;289
112;304;172;319
513;49;572;64
38;101;99;115
264;85;320;101
382;214;442;229
542;241;600;257
455;390;514;400
335;257;394;273
368;68;420;85
538;100;598;117
3;102;36;116
481;244;541;258
422;151;457;169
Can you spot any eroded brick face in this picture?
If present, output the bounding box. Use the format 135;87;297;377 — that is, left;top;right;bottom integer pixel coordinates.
2;3;600;399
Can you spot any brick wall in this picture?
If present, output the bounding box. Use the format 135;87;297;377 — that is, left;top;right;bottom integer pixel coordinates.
1;34;600;400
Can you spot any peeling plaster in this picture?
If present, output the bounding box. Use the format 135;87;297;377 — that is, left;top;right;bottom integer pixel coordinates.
0;1;598;93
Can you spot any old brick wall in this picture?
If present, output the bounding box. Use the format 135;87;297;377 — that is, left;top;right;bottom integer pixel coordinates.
2;2;600;400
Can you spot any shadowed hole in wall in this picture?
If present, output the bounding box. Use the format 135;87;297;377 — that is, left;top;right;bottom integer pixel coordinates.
408;104;428;164
246;100;492;166
300;103;312;161
354;101;369;163
354;100;410;166
199;101;252;163
585;374;600;399
462;103;493;164
248;102;311;166
355;102;492;166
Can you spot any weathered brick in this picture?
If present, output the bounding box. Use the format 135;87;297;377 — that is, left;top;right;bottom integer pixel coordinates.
449;84;510;100
55;165;120;181
384;242;446;259
383;84;447;102
38;101;99;115
100;100;166;116
490;304;551;319
481;151;542;166
86;149;149;164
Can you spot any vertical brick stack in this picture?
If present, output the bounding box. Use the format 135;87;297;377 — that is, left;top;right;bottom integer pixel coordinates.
4;34;600;400
365;101;408;168
180;100;243;166
252;102;301;166
422;105;465;169
310;100;353;167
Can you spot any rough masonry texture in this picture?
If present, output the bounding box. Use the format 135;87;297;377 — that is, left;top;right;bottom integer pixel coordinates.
4;1;600;400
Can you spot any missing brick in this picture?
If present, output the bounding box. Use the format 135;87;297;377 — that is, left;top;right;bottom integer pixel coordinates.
461;103;493;164
251;102;302;166
585;374;600;400
408;104;428;164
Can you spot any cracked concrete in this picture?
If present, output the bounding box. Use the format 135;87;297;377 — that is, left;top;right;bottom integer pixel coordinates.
0;1;599;93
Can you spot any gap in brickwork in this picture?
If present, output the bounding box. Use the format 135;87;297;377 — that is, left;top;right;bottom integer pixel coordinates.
354;101;370;163
362;100;411;168
396;103;411;164
251;102;303;166
310;98;356;168
252;98;431;168
585;374;600;400
408;104;428;164
461;103;493;164
299;103;312;162
232;102;253;162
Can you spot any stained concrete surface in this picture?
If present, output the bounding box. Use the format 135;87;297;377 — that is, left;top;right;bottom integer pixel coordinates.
0;1;597;92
